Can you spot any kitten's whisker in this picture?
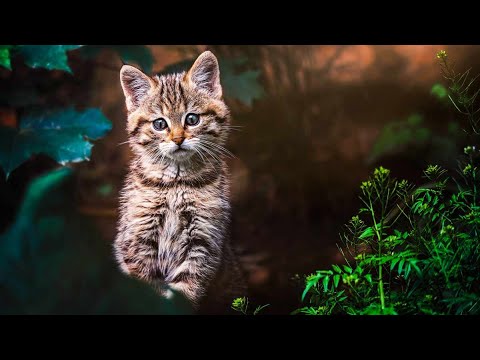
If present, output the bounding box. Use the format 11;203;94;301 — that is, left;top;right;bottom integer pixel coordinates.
159;150;167;166
192;146;208;165
196;146;217;167
224;125;243;132
189;139;213;166
206;143;235;158
117;140;134;146
200;140;236;159
199;146;223;163
148;149;162;164
196;144;221;164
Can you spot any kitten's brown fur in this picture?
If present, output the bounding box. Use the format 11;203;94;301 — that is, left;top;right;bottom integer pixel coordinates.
114;51;245;312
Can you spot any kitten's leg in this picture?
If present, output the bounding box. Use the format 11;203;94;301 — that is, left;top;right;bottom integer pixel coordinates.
166;239;222;307
114;232;159;283
114;235;132;275
199;243;248;313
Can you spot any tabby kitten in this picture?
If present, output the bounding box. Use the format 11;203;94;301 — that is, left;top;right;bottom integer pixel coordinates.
114;51;245;312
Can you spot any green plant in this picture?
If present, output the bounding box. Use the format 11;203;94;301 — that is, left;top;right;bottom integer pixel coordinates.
231;297;270;315
297;51;480;315
437;50;480;134
298;161;480;315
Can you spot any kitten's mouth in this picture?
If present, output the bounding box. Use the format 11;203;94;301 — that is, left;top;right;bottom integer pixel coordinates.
170;146;193;160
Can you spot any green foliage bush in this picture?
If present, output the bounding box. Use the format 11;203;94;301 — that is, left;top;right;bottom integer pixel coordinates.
297;51;480;315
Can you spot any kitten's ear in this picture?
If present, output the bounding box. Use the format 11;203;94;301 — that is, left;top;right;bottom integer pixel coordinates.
120;65;154;112
185;51;222;99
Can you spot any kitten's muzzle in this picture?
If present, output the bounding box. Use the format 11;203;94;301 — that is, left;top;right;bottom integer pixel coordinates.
172;136;185;146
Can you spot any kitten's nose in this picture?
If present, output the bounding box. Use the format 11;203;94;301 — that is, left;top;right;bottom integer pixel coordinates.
172;136;184;146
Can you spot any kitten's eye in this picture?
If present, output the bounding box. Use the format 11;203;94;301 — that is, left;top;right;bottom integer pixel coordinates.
185;113;200;127
152;118;168;131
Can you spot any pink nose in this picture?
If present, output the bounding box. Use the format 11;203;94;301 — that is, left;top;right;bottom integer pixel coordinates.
172;137;184;146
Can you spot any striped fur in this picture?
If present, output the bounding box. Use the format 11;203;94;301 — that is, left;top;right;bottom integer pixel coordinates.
114;51;245;311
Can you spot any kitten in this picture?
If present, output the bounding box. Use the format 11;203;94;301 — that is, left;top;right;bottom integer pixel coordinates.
114;51;245;313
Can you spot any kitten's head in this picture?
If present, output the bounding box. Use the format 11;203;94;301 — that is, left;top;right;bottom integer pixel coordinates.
120;51;230;166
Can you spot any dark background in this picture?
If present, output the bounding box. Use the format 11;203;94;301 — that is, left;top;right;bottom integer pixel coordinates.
2;45;479;314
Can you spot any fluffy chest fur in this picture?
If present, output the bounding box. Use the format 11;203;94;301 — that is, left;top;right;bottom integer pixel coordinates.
116;167;230;283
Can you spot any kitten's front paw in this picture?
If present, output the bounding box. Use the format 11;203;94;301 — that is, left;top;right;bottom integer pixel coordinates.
162;288;175;300
156;282;198;310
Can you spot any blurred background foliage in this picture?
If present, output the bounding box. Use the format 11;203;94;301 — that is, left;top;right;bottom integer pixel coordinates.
1;45;479;314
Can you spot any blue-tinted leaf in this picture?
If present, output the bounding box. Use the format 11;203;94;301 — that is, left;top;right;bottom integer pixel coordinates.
0;107;112;177
221;58;264;106
161;56;264;106
17;45;82;73
80;45;153;73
